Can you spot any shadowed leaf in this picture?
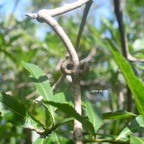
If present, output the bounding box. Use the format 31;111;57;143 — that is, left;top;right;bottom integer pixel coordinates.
44;101;95;135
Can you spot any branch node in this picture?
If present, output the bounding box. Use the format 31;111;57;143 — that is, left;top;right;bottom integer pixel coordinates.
37;9;48;23
61;59;89;75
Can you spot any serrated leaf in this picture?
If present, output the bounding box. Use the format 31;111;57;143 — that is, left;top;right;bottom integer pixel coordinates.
22;62;53;101
22;62;55;123
103;110;137;120
130;135;144;144
106;39;144;117
44;101;95;135
85;101;103;133
0;92;37;127
116;115;144;140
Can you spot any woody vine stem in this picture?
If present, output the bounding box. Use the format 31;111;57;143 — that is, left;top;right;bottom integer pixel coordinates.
26;0;92;143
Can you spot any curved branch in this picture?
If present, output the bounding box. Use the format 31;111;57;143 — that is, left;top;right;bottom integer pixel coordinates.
25;0;91;19
36;12;79;65
25;0;92;64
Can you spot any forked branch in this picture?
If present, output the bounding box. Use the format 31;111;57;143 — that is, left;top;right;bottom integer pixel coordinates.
26;1;92;144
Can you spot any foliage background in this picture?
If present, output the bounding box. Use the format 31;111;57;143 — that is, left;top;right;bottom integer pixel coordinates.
1;0;144;143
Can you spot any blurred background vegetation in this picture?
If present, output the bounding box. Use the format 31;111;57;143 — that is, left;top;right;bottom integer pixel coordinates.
1;0;144;143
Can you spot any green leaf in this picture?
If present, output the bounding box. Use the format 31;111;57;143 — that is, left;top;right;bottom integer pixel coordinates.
103;110;137;120
116;115;144;140
44;101;95;135
0;92;37;127
33;138;50;144
85;101;103;133
0;92;26;124
22;62;55;123
33;132;74;144
106;39;144;117
50;132;74;144
22;62;53;101
28;102;51;128
54;92;67;103
130;135;144;144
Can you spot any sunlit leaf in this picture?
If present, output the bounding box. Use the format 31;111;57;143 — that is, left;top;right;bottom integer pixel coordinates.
106;39;144;117
116;115;144;140
130;135;144;144
22;62;55;123
33;138;50;144
22;62;53;101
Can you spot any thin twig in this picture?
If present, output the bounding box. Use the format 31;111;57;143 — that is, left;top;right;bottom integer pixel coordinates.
52;74;65;92
80;46;96;63
113;0;127;58
113;0;144;62
75;0;93;49
54;58;64;71
25;90;37;100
